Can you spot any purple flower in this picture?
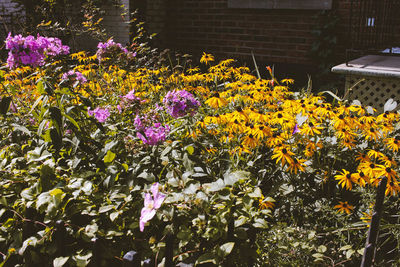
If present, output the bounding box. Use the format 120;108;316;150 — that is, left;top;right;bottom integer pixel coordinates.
163;90;200;118
62;70;87;84
133;115;144;131
137;123;169;145
140;183;166;232
88;107;110;123
5;33;69;69
292;124;300;135
96;39;133;62
118;90;143;112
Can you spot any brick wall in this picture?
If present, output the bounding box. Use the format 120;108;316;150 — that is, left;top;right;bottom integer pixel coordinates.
101;0;130;45
75;0;130;51
162;0;400;67
0;0;24;35
146;0;166;44
164;0;336;66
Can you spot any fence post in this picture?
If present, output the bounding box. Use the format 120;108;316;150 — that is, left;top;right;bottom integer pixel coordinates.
122;250;141;267
361;176;387;267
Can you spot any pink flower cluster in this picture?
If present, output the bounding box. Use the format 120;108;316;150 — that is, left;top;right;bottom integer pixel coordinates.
62;70;87;84
96;39;134;62
5;33;70;69
163;90;200;118
88;107;110;123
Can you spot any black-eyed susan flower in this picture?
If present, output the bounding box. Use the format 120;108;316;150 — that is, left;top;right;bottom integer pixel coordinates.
271;146;294;167
200;52;214;65
335;169;355;190
242;134;258;149
204;92;228;109
385;179;400;196
351;171;368;187
363;127;381;141
300;121;323;136
367;149;384;160
376;166;398;181
287;158;306;174
259;195;275;210
384;136;400;153
334;201;354;214
359;162;381;179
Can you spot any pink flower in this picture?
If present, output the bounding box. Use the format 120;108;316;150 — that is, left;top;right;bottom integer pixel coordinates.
88;107;110;123
139;183;166;232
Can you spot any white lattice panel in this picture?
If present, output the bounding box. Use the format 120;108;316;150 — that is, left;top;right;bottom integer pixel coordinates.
345;75;400;111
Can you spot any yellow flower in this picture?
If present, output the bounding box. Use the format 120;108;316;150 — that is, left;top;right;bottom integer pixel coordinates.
376;166;398;182
287;158;306;174
363;127;381;141
385;179;400;196
384;137;400;153
259;195;275;210
335;169;355;190
351;171;368;187
359;162;380;179
300;121;323;136
204;93;228;109
242;134;258;149
271;146;294;167
200;52;214;65
334;201;354;214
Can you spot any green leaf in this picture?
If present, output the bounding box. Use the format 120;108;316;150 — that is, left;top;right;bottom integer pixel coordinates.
50;188;65;204
103;150;116;163
339;245;352;251
99;205;114;213
63;113;81;130
2;218;15;228
40;165;55;191
50;128;62;150
49;107;63;134
312;253;324;258
346;249;355;259
53;256;69;267
185;145;194;155
110;211;119;221
219;242;235;256
0;96;12;115
248;187;262;198
37;79;45;94
224;171;249;186
317;245;327;253
196;253;217;265
11;123;31;136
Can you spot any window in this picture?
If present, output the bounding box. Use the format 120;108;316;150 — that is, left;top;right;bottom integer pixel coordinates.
228;0;332;10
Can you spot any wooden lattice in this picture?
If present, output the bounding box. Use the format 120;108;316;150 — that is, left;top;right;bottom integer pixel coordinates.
345;75;400;111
